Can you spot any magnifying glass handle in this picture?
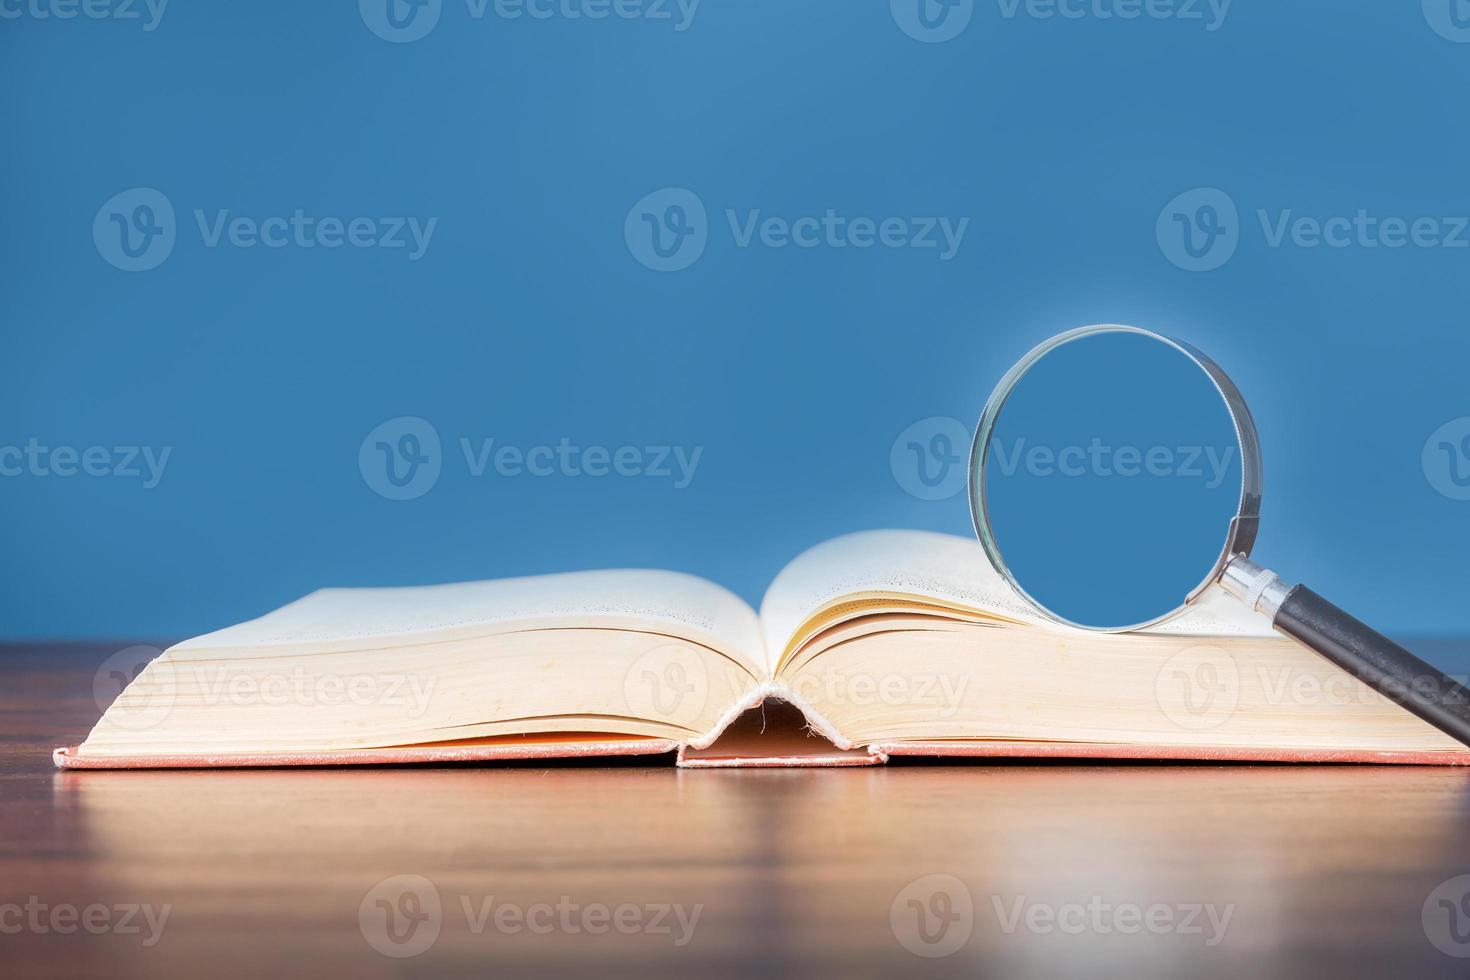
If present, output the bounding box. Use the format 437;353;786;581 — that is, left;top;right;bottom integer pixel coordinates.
1223;557;1470;747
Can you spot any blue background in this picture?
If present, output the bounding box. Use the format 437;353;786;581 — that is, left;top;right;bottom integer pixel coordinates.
3;1;1469;646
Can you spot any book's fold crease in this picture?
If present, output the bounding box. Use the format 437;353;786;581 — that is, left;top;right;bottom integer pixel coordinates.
677;689;883;768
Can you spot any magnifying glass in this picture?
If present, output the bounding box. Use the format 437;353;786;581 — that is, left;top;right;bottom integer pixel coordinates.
970;324;1470;747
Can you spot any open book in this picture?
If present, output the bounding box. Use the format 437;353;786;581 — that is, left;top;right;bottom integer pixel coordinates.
56;530;1469;769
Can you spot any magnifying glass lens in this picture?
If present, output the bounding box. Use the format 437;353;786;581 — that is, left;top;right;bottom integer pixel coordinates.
980;331;1244;629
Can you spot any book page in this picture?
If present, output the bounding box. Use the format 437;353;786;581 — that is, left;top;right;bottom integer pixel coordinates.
759;530;1045;667
760;529;1275;670
1146;583;1280;637
175;569;766;676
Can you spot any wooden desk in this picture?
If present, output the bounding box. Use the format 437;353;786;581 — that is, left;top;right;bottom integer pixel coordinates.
6;643;1470;978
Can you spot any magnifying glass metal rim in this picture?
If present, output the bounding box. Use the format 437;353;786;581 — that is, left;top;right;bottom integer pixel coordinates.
968;324;1264;633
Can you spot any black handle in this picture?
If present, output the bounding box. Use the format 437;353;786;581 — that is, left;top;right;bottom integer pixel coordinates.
1274;586;1470;747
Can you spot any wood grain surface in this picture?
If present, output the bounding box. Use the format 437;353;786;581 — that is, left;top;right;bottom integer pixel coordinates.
5;642;1470;978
